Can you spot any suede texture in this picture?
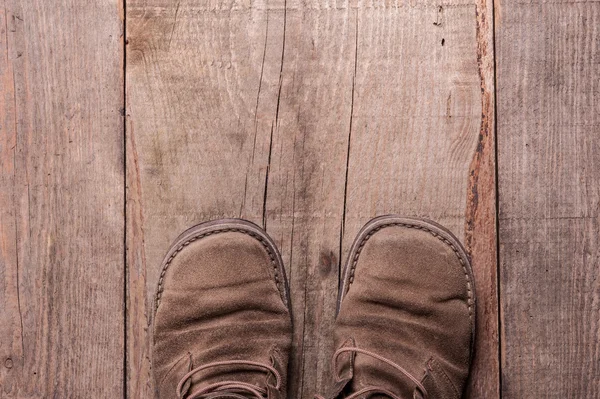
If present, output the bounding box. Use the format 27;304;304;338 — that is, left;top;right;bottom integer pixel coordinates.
153;226;292;399
333;219;475;399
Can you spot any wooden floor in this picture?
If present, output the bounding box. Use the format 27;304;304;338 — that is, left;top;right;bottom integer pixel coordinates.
0;0;598;397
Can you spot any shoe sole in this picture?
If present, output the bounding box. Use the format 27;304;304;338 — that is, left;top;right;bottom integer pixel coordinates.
338;215;477;356
152;218;291;317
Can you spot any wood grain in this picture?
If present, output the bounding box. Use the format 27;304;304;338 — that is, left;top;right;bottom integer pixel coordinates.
7;0;600;396
341;2;499;397
0;0;125;397
263;3;356;396
497;2;600;397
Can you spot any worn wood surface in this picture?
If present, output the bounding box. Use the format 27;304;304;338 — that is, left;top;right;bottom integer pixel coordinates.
4;0;599;397
0;0;125;397
497;2;600;397
127;0;498;398
262;3;356;395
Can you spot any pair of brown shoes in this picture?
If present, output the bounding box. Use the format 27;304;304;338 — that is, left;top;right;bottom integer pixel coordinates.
152;216;476;399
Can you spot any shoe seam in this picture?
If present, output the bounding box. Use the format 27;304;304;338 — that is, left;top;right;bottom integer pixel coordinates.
426;357;461;399
155;228;282;310
347;222;474;320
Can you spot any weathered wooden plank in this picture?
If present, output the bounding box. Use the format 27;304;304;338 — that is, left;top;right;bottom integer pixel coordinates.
127;1;499;398
341;2;499;397
0;0;125;397
263;2;356;396
126;1;281;396
497;2;600;397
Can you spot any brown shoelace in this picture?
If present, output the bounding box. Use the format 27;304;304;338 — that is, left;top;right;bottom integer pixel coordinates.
315;347;428;399
177;360;281;399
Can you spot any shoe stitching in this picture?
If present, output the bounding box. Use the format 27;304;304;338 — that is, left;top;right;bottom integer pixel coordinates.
347;222;474;319
155;228;282;310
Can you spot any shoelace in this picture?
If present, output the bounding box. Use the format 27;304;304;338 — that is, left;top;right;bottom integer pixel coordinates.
176;360;281;399
314;347;428;399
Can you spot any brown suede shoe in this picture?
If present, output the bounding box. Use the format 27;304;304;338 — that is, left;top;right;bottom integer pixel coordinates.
321;216;476;399
152;219;292;399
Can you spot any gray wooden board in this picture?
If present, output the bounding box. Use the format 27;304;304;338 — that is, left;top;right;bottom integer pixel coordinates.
497;2;600;397
0;0;125;397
